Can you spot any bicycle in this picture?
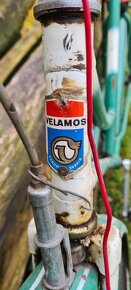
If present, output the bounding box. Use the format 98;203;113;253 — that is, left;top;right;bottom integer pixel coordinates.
0;0;131;289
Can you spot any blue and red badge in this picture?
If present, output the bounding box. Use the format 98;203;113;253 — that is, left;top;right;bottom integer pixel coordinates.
46;99;86;176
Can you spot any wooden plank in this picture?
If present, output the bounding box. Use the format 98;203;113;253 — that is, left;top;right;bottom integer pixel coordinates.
0;46;45;250
0;46;46;290
0;25;41;84
0;200;32;290
0;0;35;57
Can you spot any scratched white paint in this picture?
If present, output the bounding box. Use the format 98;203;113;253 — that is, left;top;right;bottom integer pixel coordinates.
42;18;96;236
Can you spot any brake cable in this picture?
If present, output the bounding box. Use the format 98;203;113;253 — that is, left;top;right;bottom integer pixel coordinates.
28;170;92;210
0;84;39;166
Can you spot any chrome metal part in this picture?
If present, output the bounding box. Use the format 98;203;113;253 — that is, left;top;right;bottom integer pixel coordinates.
122;159;131;217
71;240;86;266
34;0;101;20
28;185;65;287
35;226;75;290
28;175;74;289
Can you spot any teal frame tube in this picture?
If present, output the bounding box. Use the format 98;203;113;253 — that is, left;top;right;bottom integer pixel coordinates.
115;17;128;135
94;1;131;165
94;126;100;149
114;84;131;155
93;68;115;130
129;19;131;75
104;0;121;154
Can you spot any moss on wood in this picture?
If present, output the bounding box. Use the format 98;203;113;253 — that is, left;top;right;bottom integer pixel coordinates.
0;0;35;57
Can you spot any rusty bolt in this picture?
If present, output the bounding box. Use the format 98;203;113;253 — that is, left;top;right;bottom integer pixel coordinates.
58;166;69;177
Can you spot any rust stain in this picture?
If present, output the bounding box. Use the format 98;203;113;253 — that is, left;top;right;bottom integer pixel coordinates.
9;103;16;112
43;14;84;27
91;224;105;237
81;274;86;281
56;212;70;227
58;96;67;108
56;211;92;228
51;88;83;96
72;63;85;70
62;77;79;88
49;87;85;109
81;224;106;263
56;211;96;230
112;77;116;88
62;77;84;90
56;212;90;229
81;224;105;246
77;53;84;61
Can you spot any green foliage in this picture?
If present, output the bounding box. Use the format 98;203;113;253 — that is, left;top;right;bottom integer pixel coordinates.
98;107;131;255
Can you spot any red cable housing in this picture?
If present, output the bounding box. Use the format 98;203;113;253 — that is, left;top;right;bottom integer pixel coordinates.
82;1;112;290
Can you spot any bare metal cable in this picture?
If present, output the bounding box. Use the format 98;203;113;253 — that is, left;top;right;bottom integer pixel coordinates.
0;84;39;166
28;170;92;210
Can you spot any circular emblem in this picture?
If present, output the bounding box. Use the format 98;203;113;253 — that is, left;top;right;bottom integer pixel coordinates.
51;137;81;165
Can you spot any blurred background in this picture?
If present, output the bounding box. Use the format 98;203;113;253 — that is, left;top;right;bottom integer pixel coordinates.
0;1;130;290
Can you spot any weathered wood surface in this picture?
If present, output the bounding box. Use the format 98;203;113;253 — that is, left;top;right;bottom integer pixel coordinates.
0;201;32;290
0;45;45;247
0;24;41;84
0;0;35;57
0;45;46;290
0;5;41;84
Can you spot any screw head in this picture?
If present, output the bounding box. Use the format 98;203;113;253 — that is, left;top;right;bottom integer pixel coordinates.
58;166;69;177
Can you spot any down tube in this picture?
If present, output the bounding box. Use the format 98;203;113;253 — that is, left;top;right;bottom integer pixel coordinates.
104;0;120;155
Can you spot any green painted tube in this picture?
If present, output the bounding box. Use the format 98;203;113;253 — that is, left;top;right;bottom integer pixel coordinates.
92;156;121;182
114;84;131;154
104;0;121;154
115;18;128;135
70;265;98;290
102;17;108;78
94;126;100;149
108;0;120;28
93;68;115;130
99;156;121;176
20;262;99;290
128;16;131;75
123;12;131;77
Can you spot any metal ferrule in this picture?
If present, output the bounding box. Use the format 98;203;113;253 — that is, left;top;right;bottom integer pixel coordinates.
34;0;101;21
28;186;57;242
28;184;74;289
